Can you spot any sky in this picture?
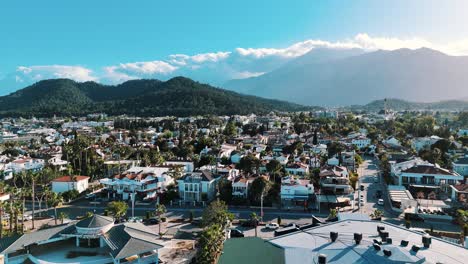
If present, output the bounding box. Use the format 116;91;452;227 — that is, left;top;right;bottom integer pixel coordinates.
1;0;468;93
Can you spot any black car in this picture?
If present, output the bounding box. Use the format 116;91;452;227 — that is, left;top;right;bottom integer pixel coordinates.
230;229;244;238
145;218;160;225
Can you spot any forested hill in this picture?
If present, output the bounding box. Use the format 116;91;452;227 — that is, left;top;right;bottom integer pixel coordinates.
0;77;315;117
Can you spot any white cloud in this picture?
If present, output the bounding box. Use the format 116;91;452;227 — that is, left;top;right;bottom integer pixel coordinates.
15;65;97;82
6;33;468;89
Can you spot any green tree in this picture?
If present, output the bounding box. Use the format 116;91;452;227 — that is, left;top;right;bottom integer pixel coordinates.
223;121;237;137
217;179;233;204
195;223;225;264
266;159;282;182
201;200;233;229
237;154;260;174
248;177;271;206
106;201;128;220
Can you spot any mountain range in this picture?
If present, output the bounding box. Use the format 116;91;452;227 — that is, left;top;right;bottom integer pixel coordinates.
225;47;468;106
0;77;313;117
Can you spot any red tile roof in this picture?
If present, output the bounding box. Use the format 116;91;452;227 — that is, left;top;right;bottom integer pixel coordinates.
52;175;90;182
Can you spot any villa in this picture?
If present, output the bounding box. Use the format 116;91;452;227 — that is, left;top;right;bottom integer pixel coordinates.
0;214;163;264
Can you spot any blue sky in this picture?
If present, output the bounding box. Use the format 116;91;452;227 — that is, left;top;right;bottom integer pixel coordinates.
1;0;468;93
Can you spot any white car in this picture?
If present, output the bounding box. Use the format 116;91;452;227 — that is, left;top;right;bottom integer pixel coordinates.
22;214;33;221
377;199;384;206
266;223;280;230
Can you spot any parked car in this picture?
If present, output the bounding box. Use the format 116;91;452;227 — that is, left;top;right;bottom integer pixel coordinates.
85;193;96;200
230;229;244;238
145;218;160;225
22;214;33;221
377;199;384;206
405;213;425;222
266;223;280;230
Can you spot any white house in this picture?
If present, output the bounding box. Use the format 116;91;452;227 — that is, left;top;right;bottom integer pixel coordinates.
351;136;371;149
7;157;45;173
280;176;314;206
411;136;441;152
51;175;90;194
100;166;174;200
285;162;309;176
231;175;268;198
177;170;218;202
397;164;464;187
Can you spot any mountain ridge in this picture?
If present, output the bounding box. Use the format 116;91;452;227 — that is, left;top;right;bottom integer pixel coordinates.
225;47;468;106
0;77;315;117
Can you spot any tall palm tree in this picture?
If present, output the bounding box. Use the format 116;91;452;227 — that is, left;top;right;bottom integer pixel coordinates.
48;193;64;225
12;201;22;234
250;212;260;237
0;200;6;239
155;204;167;236
28;171;40;229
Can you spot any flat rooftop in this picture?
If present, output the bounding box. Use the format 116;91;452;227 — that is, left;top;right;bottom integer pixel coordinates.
269;220;467;264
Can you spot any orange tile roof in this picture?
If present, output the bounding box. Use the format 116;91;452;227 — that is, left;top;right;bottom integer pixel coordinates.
52;175;90;182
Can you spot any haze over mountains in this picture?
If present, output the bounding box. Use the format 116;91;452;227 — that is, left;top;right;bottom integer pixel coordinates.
225;47;468;106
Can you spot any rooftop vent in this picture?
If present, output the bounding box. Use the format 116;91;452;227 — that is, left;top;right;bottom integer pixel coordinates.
400;240;409;247
373;243;381;251
422;234;432;248
318;254;327;264
330;232;338;242
412;244;421;253
354;233;363;244
383;249;392;257
377;225;385;232
386;238;392;244
380;231;389;242
373;238;382;245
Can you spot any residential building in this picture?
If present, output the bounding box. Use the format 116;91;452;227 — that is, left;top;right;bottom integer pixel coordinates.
397;164;464;187
177;170;218;202
351;136;371;149
51;175;90;194
100;167;174;200
319;166;352;195
280;176;314;206
411;135;441;152
285;162;309;176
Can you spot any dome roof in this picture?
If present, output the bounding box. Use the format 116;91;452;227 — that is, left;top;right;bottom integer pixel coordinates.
76;214;114;229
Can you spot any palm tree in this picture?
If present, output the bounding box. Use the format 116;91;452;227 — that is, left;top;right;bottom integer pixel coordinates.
27;171;40;229
58;212;68;224
12;201;22;233
48;193;64;225
250;212;260;237
0;200;6;239
155;204;167;237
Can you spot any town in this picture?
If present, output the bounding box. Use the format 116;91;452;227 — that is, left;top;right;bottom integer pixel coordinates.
0;108;466;263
